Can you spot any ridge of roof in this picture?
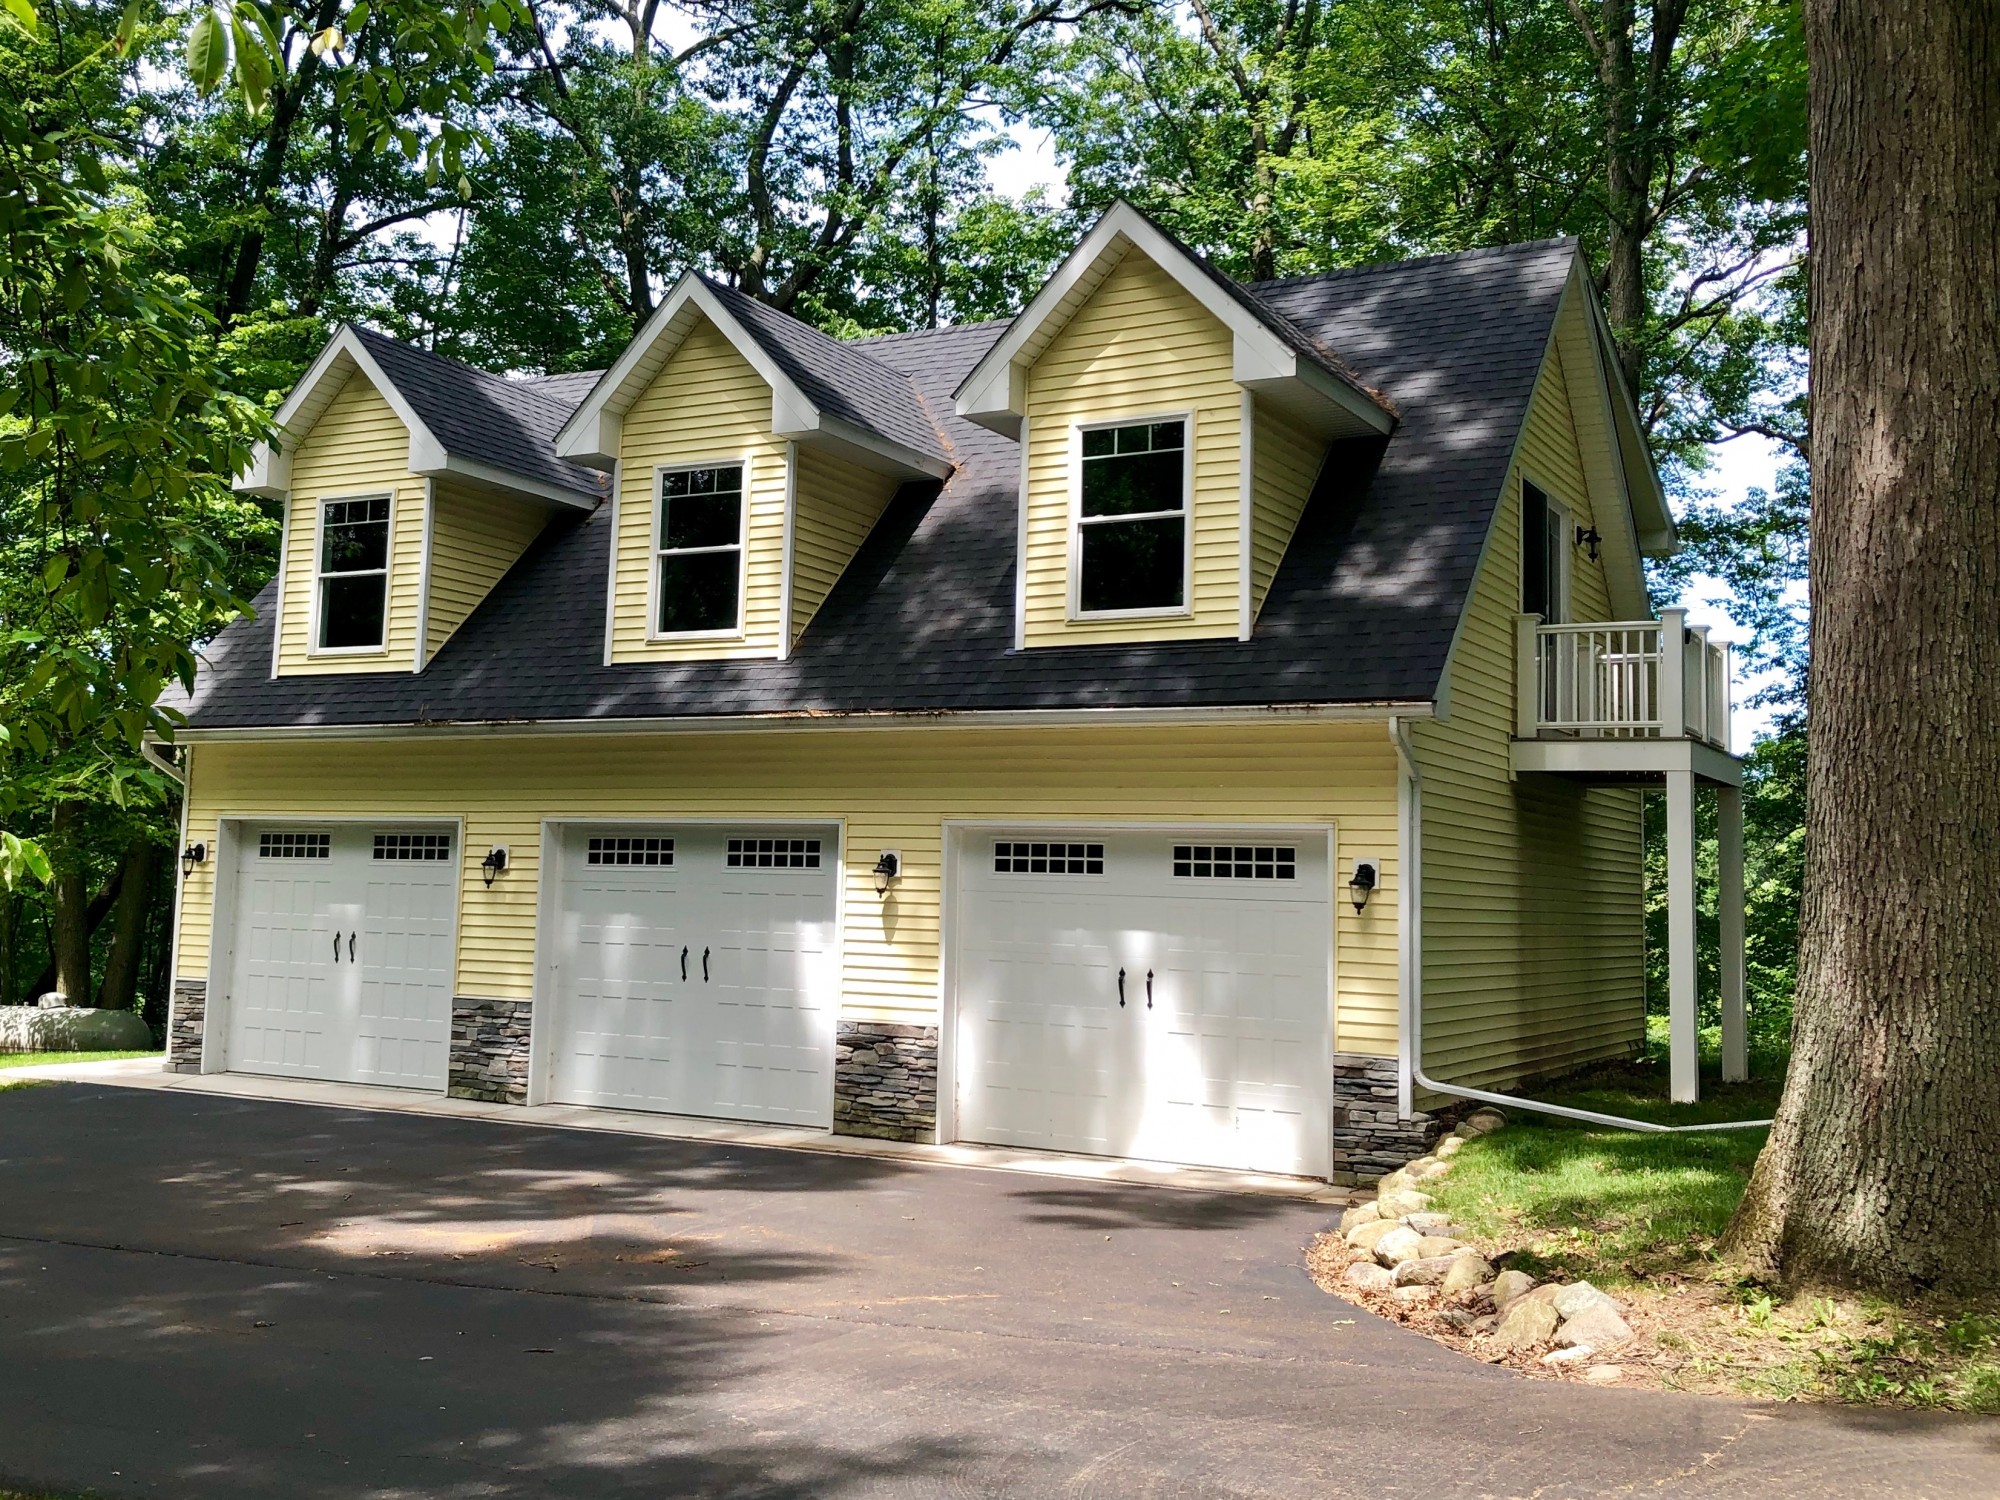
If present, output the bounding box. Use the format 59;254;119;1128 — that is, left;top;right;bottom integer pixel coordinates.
1250;236;1578;292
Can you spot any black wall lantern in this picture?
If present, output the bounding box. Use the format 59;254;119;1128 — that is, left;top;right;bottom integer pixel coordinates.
872;849;901;896
480;845;509;887
1347;858;1379;913
180;841;207;878
1575;523;1603;562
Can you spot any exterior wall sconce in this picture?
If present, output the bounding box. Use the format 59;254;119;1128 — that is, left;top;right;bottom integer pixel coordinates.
1348;858;1380;913
180;841;207;878
872;850;901;896
1575;523;1603;562
481;846;509;887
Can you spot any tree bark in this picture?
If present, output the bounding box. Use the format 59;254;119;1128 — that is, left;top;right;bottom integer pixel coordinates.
1723;0;2000;1292
21;860;124;1005
95;837;154;1012
49;802;91;1005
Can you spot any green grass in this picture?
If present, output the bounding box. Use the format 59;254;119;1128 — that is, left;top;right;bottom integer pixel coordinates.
0;1049;159;1069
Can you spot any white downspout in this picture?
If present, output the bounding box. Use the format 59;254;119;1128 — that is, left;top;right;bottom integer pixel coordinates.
1387;716;1770;1136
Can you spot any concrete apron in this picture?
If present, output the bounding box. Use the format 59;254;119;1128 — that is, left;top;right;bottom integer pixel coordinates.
6;1056;1355;1206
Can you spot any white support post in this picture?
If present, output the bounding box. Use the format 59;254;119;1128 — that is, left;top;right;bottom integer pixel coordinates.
1658;607;1688;738
1515;614;1541;739
1718;782;1747;1083
1665;768;1700;1104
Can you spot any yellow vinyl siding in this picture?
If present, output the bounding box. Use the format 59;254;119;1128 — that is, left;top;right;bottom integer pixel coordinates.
1248;396;1326;621
1022;250;1242;645
423;482;549;662
173;722;1399;1049
274;372;424;674
789;447;900;646
610;317;790;661
1516;337;1615;620
1412;342;1646;1099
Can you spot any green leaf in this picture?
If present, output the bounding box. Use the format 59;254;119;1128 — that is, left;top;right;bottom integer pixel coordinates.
0;833;53;891
187;9;229;95
114;0;142;52
232;13;273;116
0;0;37;36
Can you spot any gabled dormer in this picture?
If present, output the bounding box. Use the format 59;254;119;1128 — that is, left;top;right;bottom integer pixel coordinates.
557;275;951;664
956;202;1396;649
238;327;603;676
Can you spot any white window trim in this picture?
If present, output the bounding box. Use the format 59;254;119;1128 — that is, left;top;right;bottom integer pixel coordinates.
1522;472;1574;625
646;455;753;644
1066;410;1196;623
306;490;395;658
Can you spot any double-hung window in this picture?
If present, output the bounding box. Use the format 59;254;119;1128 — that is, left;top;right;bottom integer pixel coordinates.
316;496;390;651
1520;478;1571;624
1076;418;1187;614
656;464;744;635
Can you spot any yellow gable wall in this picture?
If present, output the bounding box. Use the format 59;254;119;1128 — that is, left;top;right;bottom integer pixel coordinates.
423;481;549;664
789;446;901;648
610;317;790;662
1248;396;1327;623
1411;318;1645;1100
174;721;1402;1052
1021;250;1243;646
274;371;426;674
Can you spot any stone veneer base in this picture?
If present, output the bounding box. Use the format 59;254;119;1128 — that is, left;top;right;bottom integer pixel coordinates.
167;977;207;1074
834;1021;938;1142
447;997;532;1105
1330;1052;1452;1186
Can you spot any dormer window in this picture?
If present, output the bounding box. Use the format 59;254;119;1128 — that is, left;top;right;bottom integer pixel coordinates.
1076;418;1189;616
655;462;746;636
315;496;390;651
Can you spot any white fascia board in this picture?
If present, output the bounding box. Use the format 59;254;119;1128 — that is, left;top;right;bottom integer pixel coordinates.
173;699;1438;743
425;453;600;511
1582;278;1676;555
955;201;1393;440
1556;267;1650;620
556;273;711;465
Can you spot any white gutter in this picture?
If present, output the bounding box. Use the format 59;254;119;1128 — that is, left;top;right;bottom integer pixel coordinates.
1387;715;1770;1136
140;735;185;785
172;700;1438;743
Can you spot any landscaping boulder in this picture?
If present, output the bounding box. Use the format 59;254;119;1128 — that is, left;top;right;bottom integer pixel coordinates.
1437;1307;1479;1332
1466;1107;1508;1132
1552;1281;1619;1320
1490;1270;1537;1309
1583;1365;1626;1385
1414;1235;1466;1259
1523;1282;1563;1307
1392;1255;1460;1287
1540;1346;1593;1367
0;1005;153;1054
1402;1212;1456;1236
1441;1253;1495;1294
1490;1296;1560;1353
1375;1190;1432;1219
1554;1302;1635;1353
1435;1135;1465;1159
1389;1284;1435;1306
1409;1158;1452;1180
1375;1169;1415;1196
1339;1202;1381;1234
1373;1226;1425;1266
1344;1261;1395;1291
1346;1219;1399;1253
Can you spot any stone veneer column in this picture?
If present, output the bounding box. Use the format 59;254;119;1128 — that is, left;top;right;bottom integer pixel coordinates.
833;1021;939;1141
447;997;533;1105
1329;1052;1450;1185
167;977;207;1073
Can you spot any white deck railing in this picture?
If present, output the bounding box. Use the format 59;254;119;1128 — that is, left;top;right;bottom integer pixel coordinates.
1515;608;1731;748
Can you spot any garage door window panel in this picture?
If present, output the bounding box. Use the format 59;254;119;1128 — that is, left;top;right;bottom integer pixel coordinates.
315;497;391;652
1076;420;1188;616
993;841;1105;875
655;464;745;637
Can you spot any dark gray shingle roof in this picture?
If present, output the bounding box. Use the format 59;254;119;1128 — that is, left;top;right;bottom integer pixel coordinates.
174;238;1578;730
350;326;607;500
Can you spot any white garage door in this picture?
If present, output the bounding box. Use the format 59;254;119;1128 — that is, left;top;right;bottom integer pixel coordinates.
224;825;458;1088
953;829;1332;1178
548;826;839;1127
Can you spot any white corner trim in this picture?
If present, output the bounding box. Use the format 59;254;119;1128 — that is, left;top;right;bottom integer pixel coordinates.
778;441;799;661
411;477;436;673
1013;413;1030;651
268;497;292;678
1238;389;1255;641
601;460;622;668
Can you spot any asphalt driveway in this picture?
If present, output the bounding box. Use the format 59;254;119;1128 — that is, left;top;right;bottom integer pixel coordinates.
1;1083;1995;1498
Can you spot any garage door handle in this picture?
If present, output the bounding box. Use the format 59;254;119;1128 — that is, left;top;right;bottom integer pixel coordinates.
332;932;341;963
681;946;688;981
1117;968;1125;1007
349;932;357;963
703;947;710;983
1146;970;1154;1010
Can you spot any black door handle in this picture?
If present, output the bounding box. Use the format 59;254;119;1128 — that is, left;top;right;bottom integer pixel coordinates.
1118;968;1126;1007
349;932;357;962
702;947;710;983
1146;970;1154;1009
332;932;340;963
681;946;689;981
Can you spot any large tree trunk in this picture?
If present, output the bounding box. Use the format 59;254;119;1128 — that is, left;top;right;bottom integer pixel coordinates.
1723;0;2000;1292
95;838;154;1012
49;802;91;1004
21;860;124;1004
